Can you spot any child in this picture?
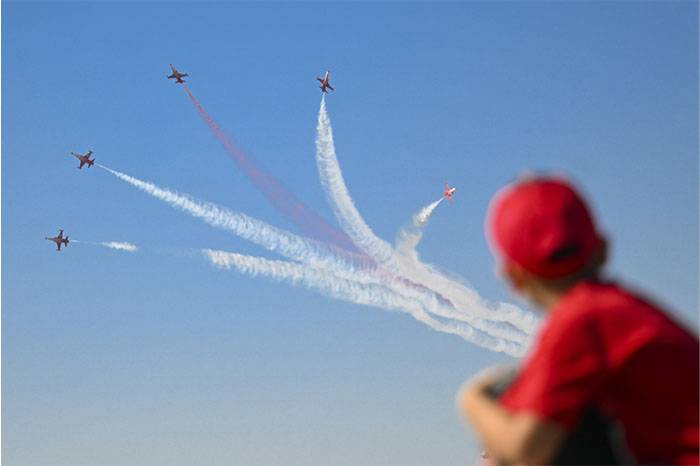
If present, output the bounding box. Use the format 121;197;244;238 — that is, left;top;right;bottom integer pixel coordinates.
459;177;699;465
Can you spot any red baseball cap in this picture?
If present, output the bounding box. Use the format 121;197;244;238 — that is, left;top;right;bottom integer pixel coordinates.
487;176;602;279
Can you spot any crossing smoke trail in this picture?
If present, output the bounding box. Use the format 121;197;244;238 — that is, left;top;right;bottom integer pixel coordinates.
178;88;527;339
394;202;531;342
71;240;138;252
97;97;534;348
181;85;358;252
203;249;524;356
316;97;539;335
98;164;527;346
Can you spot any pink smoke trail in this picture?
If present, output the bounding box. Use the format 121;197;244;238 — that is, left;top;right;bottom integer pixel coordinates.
182;85;359;254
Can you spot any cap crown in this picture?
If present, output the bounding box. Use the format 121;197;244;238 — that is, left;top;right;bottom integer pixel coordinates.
488;178;600;278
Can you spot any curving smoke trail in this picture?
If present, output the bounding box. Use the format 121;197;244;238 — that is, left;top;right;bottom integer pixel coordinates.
203;249;525;356
315;97;539;335
315;96;396;264
182;85;358;252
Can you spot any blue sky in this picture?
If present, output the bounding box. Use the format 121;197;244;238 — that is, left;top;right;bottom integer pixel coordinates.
3;2;698;465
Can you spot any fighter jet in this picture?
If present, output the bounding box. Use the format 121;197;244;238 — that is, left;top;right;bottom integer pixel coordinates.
70;150;95;169
167;64;188;84
316;71;334;93
45;229;69;251
443;183;456;201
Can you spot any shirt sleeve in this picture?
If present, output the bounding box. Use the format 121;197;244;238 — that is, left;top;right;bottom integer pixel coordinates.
500;313;608;429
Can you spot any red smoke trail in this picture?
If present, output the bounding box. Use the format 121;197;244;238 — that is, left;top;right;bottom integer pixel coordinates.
182;85;359;253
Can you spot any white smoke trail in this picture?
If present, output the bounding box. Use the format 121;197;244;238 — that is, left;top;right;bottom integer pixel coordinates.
393;197;443;260
102;241;138;252
315;99;539;335
71;240;138;252
414;198;444;226
96;164;361;270
315;96;396;264
203;249;525;356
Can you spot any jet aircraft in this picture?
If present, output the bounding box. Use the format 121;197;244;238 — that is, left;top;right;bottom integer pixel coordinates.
45;229;69;251
167;64;188;84
71;150;95;169
443;183;457;201
316;71;334;93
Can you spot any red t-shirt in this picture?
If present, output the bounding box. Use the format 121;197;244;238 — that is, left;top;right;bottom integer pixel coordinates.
501;281;699;465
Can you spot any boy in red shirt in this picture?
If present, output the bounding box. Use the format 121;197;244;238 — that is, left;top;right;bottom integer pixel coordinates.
459;177;699;465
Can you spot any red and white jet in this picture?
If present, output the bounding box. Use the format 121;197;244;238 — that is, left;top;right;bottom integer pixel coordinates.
167;64;188;84
71;150;95;169
443;183;457;201
316;71;334;93
45;229;69;251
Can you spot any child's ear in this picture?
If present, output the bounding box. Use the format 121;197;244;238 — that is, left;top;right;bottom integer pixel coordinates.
503;261;528;291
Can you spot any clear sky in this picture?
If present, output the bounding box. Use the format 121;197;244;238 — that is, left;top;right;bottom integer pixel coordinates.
3;2;698;465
